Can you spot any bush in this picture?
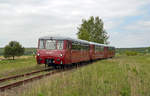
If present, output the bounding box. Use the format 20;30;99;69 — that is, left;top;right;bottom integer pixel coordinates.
125;51;138;56
4;41;25;60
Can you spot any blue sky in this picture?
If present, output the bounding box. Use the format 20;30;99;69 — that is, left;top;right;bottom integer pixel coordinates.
0;0;150;48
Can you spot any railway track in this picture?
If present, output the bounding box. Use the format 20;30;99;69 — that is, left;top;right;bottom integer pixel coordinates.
0;68;52;83
0;68;54;91
0;62;90;92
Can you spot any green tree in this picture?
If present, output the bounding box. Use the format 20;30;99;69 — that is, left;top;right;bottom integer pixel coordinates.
4;41;25;60
77;16;109;44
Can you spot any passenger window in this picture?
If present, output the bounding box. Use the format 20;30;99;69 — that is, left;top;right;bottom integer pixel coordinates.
67;42;71;49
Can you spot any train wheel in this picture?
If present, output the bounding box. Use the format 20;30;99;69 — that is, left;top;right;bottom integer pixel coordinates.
61;65;64;69
53;65;57;69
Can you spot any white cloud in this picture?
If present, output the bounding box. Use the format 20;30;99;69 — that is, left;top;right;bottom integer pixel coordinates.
125;20;150;31
111;32;150;48
111;19;150;48
0;0;150;47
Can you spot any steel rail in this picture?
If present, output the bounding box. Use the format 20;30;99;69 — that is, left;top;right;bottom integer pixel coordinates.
0;70;62;91
0;68;53;83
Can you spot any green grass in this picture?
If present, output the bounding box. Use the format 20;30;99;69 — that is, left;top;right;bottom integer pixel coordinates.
7;55;147;96
1;55;150;96
0;56;44;78
116;47;150;54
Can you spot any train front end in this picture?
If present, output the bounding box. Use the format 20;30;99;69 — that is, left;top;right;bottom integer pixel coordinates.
36;37;66;67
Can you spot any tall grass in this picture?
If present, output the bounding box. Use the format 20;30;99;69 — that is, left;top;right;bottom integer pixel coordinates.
1;55;150;96
16;55;149;96
0;56;44;78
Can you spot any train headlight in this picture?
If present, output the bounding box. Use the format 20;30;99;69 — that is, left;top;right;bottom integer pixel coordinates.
37;53;40;56
60;54;63;57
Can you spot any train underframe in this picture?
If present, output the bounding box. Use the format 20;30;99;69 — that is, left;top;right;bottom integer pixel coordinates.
44;56;114;69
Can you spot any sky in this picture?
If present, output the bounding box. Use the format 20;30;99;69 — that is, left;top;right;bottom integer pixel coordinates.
0;0;150;48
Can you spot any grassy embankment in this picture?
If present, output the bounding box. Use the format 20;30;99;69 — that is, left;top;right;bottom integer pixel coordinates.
6;55;148;96
0;56;44;78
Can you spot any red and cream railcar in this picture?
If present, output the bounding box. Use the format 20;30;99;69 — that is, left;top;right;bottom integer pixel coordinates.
36;36;90;66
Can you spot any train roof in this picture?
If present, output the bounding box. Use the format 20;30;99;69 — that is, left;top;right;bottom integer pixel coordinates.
89;42;115;48
89;42;106;46
39;36;90;44
39;36;115;48
39;36;72;41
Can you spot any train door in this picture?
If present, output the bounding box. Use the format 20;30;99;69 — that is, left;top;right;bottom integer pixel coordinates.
65;40;72;64
90;45;95;60
68;41;72;64
104;47;108;58
71;41;81;63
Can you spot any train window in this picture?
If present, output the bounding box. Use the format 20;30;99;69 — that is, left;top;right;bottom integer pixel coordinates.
72;42;80;50
68;42;71;49
108;47;114;51
45;40;56;50
72;42;89;50
84;44;89;50
72;42;76;50
100;46;104;51
95;46;98;52
57;41;64;50
95;45;104;52
66;41;71;49
39;40;44;49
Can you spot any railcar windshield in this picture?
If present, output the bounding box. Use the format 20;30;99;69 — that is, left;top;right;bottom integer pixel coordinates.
45;40;56;50
39;39;64;50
